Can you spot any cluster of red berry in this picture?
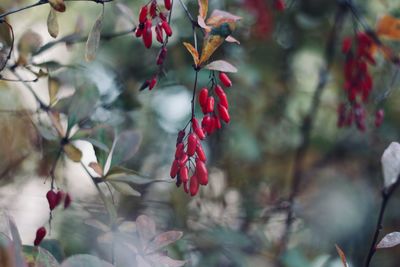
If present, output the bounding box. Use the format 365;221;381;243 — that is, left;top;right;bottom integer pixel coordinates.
135;0;172;49
338;32;383;131
33;190;72;247
136;0;172;91
170;72;233;196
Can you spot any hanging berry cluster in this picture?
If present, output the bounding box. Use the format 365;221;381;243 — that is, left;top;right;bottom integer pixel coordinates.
170;72;233;196
33;189;72;247
136;0;173;91
338;32;383;131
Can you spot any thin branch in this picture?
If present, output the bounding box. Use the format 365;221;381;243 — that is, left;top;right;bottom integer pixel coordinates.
364;179;400;267
177;0;196;25
278;1;348;255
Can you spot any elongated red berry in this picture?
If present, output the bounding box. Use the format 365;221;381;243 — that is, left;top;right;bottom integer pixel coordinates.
159;12;167;21
202;115;213;134
64;193;71;209
139;5;148;24
156;24;164;44
135;26;144;37
180;166;188;183
149;77;157;90
215;85;228;108
206;96;215;113
213;114;222;129
46;190;58;210
342;37;352;54
164;0;172;10
199;88;208;107
189;175;199;196
219;72;232;87
157;47;167;65
192;118;205;140
176;130;185;145
143;19;153;49
161;21;172;37
170;159;179;178
196;144;206;162
196;160;208;185
150;1;157;18
34;227;46;246
175;142;185;159
218;104;230;123
187;133;197;156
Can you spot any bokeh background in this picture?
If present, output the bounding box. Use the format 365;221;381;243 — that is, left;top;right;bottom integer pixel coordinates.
1;0;400;266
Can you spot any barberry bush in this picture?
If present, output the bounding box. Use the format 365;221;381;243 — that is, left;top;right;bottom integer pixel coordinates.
2;0;400;267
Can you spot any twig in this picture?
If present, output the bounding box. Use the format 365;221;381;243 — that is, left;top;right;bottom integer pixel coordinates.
364;179;400;267
278;0;348;255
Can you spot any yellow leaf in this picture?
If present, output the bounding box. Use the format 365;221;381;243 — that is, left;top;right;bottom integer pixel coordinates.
376;14;400;40
17;30;43;63
85;9;104;62
48;111;64;137
48;0;66;12
183;42;200;66
198;0;208;19
48;77;60;106
63;143;82;162
47;8;59;38
199;34;224;65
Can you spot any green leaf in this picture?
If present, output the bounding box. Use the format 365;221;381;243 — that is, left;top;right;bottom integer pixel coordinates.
85;9;104;62
61;255;113;267
63;144;82;162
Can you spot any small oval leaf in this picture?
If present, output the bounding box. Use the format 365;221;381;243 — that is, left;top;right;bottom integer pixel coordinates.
205;60;237;73
47;8;59;38
48;0;66;12
183;42;199;66
381;142;400;188
377;232;400;249
63;144;82;162
85;9;104;62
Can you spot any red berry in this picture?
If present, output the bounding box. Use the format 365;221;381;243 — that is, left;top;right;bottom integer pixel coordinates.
46;190;58;210
55;190;65;206
215;85;228;108
202;115;213;134
159;12;167;21
180;166;189;183
139;5;148;24
164;0;172;10
187;133;197;156
274;0;285;11
189;175;199;196
342;37;352;54
219;72;232;87
206;96;215;113
155;24;164;44
143;19;153;49
135;26;144;37
199;88;208;107
34;227;46;246
179;153;188;166
196;160;208;185
218;104;230;123
176;130;185;145
150;1;157;18
170;159;179;178
175;142;185;159
157;47;167;65
192;118;206;140
213;115;222;130
161;21;172;37
149;77;157;90
64;193;71;209
196;144;206;162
